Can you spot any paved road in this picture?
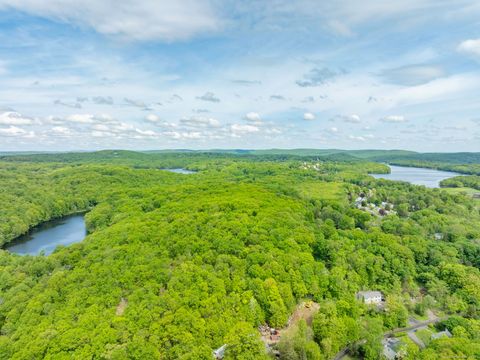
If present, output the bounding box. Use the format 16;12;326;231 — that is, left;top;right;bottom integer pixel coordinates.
334;317;445;360
408;331;426;349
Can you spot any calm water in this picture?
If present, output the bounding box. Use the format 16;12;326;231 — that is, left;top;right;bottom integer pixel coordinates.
372;165;460;188
162;168;197;174
5;214;87;255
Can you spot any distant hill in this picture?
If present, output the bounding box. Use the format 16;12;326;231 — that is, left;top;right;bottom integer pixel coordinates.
249;149;480;165
2;149;479;167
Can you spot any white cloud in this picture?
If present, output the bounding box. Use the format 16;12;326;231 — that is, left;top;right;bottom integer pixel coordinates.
264;127;282;135
244;112;261;122
51;126;72;136
0;125;34;137
394;73;480;105
381;115;407;123
163;130;203;140
134;128;157;137
381;64;446;86
230;123;259;136
66;114;96;123
91;124;110;132
196;92;220;102
124;98;147;108
180;116;220;128
327;20;354;37
65;113;115;124
91;130;111;138
0;111;34;125
54;99;82;109
0;59;8;75
328;127;338;133
458;39;480;57
348;135;366;141
92;96;114;105
0;0;220;41
303;112;316;121
145;114;161;123
343;114;361;123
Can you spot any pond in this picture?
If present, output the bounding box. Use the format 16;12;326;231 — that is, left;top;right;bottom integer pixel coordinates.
162;168;197;174
371;165;460;188
5;214;87;256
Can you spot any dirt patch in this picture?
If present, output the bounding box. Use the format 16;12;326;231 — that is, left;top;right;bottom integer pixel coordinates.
288;301;320;327
260;301;320;347
116;298;128;316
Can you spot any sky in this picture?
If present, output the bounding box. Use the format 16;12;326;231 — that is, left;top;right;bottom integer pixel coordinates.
0;0;479;152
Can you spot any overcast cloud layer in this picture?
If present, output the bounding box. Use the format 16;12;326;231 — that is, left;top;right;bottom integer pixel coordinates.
0;0;479;151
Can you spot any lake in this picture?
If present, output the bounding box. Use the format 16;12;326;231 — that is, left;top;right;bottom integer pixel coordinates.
162;168;197;174
371;165;460;188
5;214;87;256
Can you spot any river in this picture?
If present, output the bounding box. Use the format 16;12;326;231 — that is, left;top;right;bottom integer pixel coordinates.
371;165;460;188
5;214;87;256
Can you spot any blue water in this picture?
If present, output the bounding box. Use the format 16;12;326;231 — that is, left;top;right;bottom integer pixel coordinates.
163;168;197;174
372;165;460;188
5;214;86;255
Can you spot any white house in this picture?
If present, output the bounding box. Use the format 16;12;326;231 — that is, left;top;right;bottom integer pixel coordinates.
213;344;227;359
356;291;383;305
431;328;452;340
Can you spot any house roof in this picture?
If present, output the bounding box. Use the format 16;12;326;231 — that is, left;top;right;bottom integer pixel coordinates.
213;344;227;358
357;291;382;299
432;329;452;340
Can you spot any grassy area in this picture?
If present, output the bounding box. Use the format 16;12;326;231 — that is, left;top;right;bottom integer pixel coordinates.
401;335;420;349
441;187;480;202
295;181;345;201
416;328;433;347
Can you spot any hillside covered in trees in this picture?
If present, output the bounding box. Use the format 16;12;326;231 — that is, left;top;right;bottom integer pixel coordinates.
1;151;480;359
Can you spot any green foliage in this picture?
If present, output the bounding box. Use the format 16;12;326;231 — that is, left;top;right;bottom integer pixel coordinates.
441;175;480;190
224;322;267;360
278;320;322;360
1;151;480;358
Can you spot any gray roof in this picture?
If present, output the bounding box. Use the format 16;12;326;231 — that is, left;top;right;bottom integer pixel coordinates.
357;291;382;299
432;329;452;340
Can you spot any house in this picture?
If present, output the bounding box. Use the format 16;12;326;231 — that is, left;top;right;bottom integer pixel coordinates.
434;233;444;240
356;291;383;305
213;344;227;359
382;338;400;360
431;328;452;340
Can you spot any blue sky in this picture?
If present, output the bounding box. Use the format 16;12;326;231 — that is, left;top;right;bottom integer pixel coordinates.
0;0;479;151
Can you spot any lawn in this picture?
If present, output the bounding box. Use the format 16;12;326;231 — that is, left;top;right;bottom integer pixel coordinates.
295;181;345;201
416;328;434;347
442;187;480;201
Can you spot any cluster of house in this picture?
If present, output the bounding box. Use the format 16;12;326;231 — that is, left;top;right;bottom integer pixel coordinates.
354;195;396;217
382;328;452;360
213;291;451;359
300;162;321;171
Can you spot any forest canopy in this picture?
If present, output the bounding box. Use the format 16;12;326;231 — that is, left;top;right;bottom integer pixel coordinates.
0;151;480;359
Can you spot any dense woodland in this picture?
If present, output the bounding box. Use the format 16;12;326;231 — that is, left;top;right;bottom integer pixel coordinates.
441;175;480;191
1;151;480;359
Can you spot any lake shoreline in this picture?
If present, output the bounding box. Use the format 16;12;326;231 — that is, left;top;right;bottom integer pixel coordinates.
371;165;460;188
4;212;88;256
